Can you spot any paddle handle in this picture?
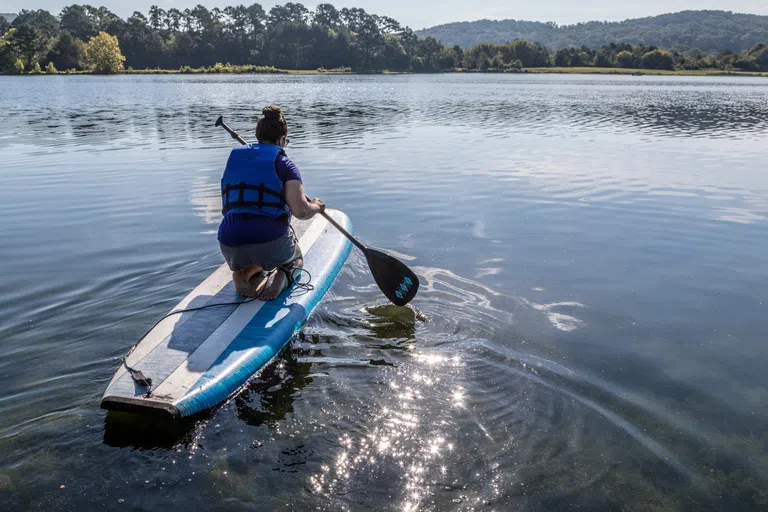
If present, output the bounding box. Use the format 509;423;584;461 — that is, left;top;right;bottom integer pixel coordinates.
216;116;367;253
216;116;248;145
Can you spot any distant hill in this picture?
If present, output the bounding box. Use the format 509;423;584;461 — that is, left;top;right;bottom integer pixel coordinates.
0;13;16;23
417;10;768;52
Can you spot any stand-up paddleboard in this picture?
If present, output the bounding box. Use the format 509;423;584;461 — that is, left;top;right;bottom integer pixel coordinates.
101;210;352;419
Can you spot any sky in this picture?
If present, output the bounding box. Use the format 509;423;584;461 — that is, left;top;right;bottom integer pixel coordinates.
2;0;767;30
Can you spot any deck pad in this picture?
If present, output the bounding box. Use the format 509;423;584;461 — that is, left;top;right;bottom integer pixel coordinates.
101;210;352;418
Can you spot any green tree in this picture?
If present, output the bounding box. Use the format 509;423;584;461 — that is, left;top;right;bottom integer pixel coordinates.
594;46;614;67
641;49;674;70
437;48;458;70
246;3;267;33
416;36;444;71
731;55;757;71
573;51;592;66
0;28;17;71
616;50;635;68
554;48;570;66
167;8;183;32
416;11;768;53
757;47;768;71
463;40;550;69
48;31;86;70
0;15;10;35
314;4;340;27
268;3;309;25
60;4;98;40
490;52;504;69
14;58;25;74
7;24;49;69
12;9;60;38
399;27;418;63
381;33;408;70
46;61;57;73
452;45;463;66
117;11;168;69
265;20;313;69
85;31;126;73
746;42;768;70
10;3;762;75
507;39;550;67
149;5;167;31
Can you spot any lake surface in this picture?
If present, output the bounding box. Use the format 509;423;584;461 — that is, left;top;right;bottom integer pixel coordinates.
1;73;767;510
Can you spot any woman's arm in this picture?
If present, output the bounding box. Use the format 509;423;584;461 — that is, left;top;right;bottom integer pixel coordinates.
284;180;324;220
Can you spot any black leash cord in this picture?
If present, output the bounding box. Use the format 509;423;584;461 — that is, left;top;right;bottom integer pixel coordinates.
121;267;313;397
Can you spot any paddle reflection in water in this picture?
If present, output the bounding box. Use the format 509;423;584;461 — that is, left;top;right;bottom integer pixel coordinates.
362;304;424;343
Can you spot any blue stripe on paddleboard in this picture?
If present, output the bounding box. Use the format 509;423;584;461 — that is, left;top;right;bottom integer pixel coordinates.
175;215;353;417
106;282;243;399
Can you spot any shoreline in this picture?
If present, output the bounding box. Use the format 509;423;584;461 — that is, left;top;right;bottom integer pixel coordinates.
523;67;768;77
2;67;766;77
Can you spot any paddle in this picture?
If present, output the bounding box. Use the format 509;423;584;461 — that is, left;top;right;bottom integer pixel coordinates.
214;115;419;306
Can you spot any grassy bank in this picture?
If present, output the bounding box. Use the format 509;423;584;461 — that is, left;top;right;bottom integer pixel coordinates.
1;64;354;76
4;66;766;77
124;64;354;75
524;66;768;77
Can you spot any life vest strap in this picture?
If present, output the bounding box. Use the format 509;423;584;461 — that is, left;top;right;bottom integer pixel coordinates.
222;182;285;215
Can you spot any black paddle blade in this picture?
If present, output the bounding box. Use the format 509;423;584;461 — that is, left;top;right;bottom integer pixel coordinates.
364;248;420;307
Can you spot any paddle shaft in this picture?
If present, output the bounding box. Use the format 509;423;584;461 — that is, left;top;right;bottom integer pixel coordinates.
216;117;367;253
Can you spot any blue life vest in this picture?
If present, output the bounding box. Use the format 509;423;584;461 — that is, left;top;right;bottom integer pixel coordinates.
221;143;290;221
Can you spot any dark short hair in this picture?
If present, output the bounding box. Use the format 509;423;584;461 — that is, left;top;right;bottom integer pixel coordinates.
256;105;287;143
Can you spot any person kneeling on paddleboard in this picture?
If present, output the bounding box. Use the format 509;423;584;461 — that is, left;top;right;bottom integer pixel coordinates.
218;106;325;300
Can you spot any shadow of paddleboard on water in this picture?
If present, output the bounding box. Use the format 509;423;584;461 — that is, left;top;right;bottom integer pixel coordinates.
103;411;205;450
101;344;316;449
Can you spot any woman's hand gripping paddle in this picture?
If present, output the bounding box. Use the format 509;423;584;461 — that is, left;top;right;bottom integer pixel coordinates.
214;116;420;306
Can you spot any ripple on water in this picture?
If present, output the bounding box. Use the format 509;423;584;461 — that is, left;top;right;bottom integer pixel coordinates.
1;74;767;510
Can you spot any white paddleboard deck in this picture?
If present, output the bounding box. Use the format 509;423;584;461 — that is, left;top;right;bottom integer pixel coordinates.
101;210;352;418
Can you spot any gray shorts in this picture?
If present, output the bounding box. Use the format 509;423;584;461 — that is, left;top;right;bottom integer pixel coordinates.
220;233;302;272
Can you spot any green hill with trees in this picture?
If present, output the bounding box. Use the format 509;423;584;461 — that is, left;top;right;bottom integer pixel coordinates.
417;10;768;53
0;5;766;75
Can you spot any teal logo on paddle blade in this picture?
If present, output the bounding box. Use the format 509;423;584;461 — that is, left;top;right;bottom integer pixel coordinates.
395;276;413;301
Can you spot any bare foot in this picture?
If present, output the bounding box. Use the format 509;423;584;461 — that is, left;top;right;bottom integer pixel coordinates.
261;259;303;300
233;270;267;298
248;272;269;296
260;270;289;301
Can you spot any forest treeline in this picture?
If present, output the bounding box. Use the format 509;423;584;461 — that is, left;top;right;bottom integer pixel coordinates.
418;10;768;53
1;4;767;74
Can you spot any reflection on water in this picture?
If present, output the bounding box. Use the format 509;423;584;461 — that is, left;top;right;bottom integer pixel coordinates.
361;304;424;341
4;76;768;152
309;351;465;512
1;74;768;510
103;412;204;450
234;346;314;428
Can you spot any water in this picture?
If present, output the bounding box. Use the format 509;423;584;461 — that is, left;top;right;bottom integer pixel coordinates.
1;74;767;510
